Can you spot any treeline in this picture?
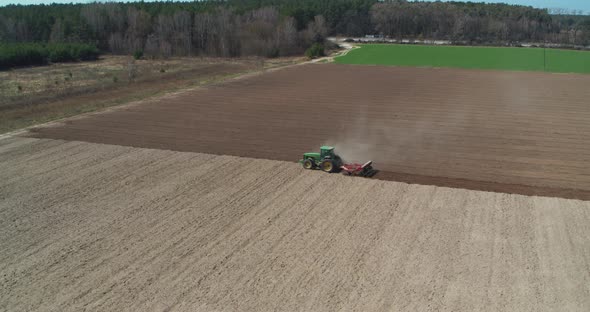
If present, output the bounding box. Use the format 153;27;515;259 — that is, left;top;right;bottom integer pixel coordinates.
371;1;590;45
0;0;589;60
0;43;99;69
0;0;373;58
550;14;590;45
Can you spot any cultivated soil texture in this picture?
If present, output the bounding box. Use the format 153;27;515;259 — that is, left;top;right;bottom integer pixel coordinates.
1;137;589;311
28;64;590;199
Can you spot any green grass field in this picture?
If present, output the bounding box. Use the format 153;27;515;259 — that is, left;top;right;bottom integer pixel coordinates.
335;44;590;74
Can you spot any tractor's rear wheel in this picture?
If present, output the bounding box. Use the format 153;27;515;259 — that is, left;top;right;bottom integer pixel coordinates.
321;160;334;173
303;159;314;169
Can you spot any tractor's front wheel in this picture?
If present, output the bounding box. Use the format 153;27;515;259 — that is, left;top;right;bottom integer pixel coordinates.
303;159;314;170
321;160;335;173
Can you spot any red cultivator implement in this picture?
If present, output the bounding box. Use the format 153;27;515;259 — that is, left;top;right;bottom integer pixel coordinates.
340;161;377;177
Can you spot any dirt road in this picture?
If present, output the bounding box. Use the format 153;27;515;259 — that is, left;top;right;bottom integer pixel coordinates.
1;137;589;311
28;64;590;199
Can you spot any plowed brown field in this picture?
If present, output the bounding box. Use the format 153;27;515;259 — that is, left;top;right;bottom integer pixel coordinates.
2;137;590;311
29;64;590;199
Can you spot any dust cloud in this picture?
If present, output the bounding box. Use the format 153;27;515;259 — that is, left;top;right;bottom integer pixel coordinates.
323;104;464;166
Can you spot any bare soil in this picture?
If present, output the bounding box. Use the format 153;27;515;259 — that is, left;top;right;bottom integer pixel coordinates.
28;64;590;199
1;137;589;311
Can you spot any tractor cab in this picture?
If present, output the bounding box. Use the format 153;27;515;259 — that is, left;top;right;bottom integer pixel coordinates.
320;146;335;159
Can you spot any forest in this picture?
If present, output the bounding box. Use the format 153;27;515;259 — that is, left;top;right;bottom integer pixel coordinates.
0;0;589;62
0;42;99;69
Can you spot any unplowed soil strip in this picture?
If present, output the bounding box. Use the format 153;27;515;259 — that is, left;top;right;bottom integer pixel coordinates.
28;64;590;199
1;138;589;311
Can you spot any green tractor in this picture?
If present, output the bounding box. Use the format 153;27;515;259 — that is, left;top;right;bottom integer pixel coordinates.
299;146;343;173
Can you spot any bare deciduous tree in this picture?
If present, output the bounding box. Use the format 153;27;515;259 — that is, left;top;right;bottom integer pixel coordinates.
172;11;192;55
0;15;16;42
49;19;65;43
126;7;152;53
193;13;214;56
277;17;298;56
108;32;125;54
306;15;328;43
240;7;280;57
